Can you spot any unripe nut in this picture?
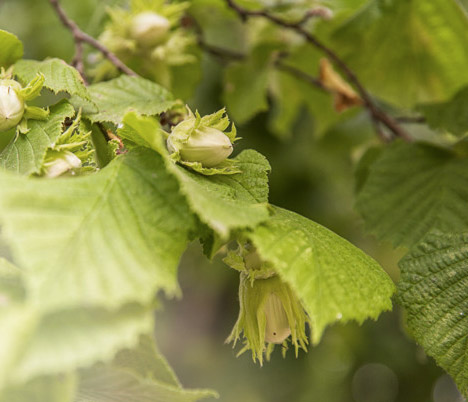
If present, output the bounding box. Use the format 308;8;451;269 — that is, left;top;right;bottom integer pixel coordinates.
0;80;24;132
167;126;233;168
264;292;292;344
130;12;171;47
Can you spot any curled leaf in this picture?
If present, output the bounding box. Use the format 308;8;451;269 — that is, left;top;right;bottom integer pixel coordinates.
319;58;362;112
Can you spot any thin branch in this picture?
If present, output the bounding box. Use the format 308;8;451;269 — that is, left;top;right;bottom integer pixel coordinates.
225;0;412;142
49;0;137;78
198;39;245;61
71;40;86;83
395;116;426;124
195;37;393;142
188;17;325;92
275;60;326;92
296;7;334;25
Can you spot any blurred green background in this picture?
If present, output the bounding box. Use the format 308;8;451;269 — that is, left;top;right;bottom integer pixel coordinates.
0;0;465;401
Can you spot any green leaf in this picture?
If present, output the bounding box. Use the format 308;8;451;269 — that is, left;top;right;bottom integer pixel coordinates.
0;306;37;391
82;119;116;168
398;232;468;397
419;86;468;136
0;30;23;68
9;304;154;385
0;258;25;304
268;66;348;139
248;206;395;344
76;333;218;401
0;267;155;390
0;101;75;175
112;335;180;387
0;148;196;312
14;59;90;101
0;374;77;402
77;367;217;402
355;141;468;248
331;0;468;107
118;113;271;238
117;112;165;151
223;44;275;124
267;43;352;139
77;75;177;124
170;149;271;238
353;145;383;194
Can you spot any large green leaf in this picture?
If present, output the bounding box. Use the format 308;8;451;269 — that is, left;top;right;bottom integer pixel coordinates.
0;261;154;388
419;86;468;136
248;206;395;344
14;59;91;101
0;148;196;312
331;0;468;107
0;374;77;402
0;306;36;391
112;335;180;387
77;367;217;402
0;101;75;175
355;141;468;248
0;258;25;304
78;75;177;124
77;334;218;402
118;113;271;238
10;304;154;385
398;232;468;397
0;29;23;68
169;149;271;238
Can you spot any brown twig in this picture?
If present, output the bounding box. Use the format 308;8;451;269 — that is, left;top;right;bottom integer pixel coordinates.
71;40;86;82
274;59;325;92
395;116;426;124
225;0;412;142
49;0;137;78
296;7;334;25
198;40;245;61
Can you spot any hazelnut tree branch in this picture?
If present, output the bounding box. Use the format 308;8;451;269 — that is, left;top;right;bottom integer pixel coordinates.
225;0;412;142
395;116;426;124
49;0;137;79
192;24;388;141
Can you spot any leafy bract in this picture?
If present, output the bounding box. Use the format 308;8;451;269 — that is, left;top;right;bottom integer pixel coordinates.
355;141;468;248
0;29;23;68
248;206;395;344
398;233;468;397
0;147;196;312
78;75;177;124
331;0;468;107
14;59;91;101
0;101;75;175
118;113;271;238
77;334;218;402
419;86;468;136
